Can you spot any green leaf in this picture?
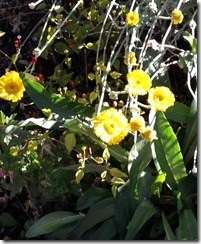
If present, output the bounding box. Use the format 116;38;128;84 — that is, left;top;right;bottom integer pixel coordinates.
161;212;177;240
110;168;128;178
176;195;197;240
0;212;17;227
20;72;94;120
88;217;117;240
54;41;68;54
153;111;187;189
110;71;122;79
165;101;190;124
125;200;158;240
183;31;197;54
182;99;197;164
127;139;152;203
78;198;115;237
151;172;166;197
76;187;112;210
25;211;83;238
64;133;76;153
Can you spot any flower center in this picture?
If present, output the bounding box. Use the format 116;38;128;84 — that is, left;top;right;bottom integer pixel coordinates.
155;94;164;101
104;121;117;134
5;82;19;93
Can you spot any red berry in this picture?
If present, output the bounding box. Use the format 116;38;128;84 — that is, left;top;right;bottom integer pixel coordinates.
14;39;20;45
112;101;118;107
68;42;73;48
38;74;44;80
81;93;86;99
32;56;37;63
64;21;69;26
72;88;76;92
68;80;74;86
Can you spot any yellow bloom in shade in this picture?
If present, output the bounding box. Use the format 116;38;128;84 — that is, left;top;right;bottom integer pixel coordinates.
130;115;145;132
0;71;25;102
124;52;137;66
172;9;184;25
126;11;140;26
141;127;157;142
148;86;175;112
127;69;152;95
91;108;129;145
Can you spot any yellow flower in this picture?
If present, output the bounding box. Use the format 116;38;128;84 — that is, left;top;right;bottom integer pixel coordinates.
0;71;25;102
124;52;137;66
141;127;157;142
91;108;129;145
127;69;152;95
172;9;184;25
130;115;145;132
148;86;175;112
126;11;140;26
9;146;20;157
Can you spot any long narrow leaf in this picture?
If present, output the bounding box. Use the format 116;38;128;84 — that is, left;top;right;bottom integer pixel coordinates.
25;211;83;238
77;198;115;237
125;200;158;240
161;212;177;240
153;112;187;188
20;72;94;120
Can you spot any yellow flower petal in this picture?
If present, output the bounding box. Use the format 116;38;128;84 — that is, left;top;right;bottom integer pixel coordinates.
0;71;25;102
130;115;145;132
127;69;152;96
148;86;175;112
172;9;184;25
141;127;157;142
126;11;140;26
91;108;129;145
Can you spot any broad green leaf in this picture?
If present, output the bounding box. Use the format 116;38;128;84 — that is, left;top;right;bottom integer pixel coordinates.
162;212;177;240
153;111;187;188
64;133;76;153
177;195;197;241
25;211;83;238
20;72;94;119
88;217;117;240
78;198;115;237
0;212;17;227
76;187;112;210
125;200;158;240
151;172;166;197
165;101;190;124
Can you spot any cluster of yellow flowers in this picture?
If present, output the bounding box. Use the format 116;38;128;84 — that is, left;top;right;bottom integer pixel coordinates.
0;71;25;102
92;70;175;145
90;9;180;146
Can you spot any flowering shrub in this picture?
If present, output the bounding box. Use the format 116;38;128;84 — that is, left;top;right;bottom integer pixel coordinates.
0;0;197;240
